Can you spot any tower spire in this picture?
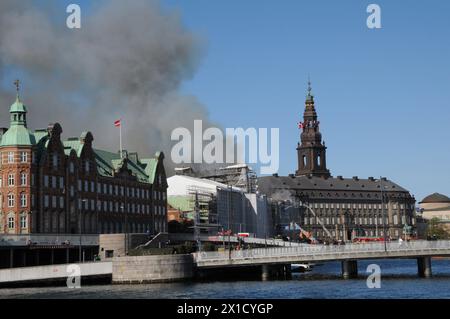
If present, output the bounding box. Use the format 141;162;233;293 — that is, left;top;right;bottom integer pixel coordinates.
13;79;20;101
296;77;330;178
306;75;314;101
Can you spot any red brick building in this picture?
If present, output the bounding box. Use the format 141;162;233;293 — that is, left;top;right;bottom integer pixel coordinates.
0;91;167;235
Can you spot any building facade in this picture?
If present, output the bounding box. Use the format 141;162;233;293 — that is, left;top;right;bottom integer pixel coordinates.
418;193;450;233
0;90;167;235
258;81;416;241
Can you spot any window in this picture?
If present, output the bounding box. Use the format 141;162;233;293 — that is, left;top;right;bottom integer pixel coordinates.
52;153;58;168
44;195;49;208
59;176;64;189
8;216;15;229
44;175;49;187
85;161;89;173
31;174;35;186
8;173;15;186
20;214;27;229
20;151;27;163
8;152;14;163
8;194;14;207
20;193;27;207
69;162;75;173
60;196;64;209
0;177;2;187
52;196;57;208
51;176;57;188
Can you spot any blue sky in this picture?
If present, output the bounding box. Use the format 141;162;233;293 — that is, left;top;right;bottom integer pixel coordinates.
14;1;450;201
156;0;450;201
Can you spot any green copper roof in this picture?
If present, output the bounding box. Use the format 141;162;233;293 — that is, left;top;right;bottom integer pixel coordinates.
92;148;156;183
10;96;27;113
140;157;158;183
0;125;36;146
63;139;84;157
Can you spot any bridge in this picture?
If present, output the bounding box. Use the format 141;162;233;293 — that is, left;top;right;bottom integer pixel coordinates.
194;240;450;279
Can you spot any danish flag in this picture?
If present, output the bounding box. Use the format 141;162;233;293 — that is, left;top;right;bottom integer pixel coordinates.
298;121;304;129
114;119;121;127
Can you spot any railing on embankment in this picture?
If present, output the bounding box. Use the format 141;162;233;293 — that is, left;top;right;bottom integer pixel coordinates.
194;240;450;267
0;234;99;247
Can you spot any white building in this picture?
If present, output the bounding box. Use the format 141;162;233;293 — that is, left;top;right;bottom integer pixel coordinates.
167;175;272;238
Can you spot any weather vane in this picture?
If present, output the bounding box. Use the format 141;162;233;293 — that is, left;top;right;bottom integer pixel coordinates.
14;79;20;94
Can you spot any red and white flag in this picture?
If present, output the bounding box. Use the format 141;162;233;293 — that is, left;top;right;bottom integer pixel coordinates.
298;121;304;129
114;119;121;127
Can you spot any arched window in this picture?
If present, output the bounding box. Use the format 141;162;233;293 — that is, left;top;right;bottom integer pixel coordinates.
20;213;27;229
317;154;321;167
8;194;15;207
8;173;15;186
302;155;306;168
69;161;75;173
20;193;27;207
20;172;27;186
8;214;15;230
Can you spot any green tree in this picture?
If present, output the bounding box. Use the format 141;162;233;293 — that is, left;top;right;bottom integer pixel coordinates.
426;217;450;239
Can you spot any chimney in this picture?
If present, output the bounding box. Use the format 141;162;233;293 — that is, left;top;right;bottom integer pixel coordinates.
272;173;279;177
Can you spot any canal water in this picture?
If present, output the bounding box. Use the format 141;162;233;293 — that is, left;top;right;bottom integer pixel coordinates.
0;259;449;299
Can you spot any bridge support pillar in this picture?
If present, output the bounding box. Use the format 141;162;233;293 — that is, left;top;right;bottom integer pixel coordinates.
284;264;292;280
261;265;270;281
341;260;358;279
417;257;432;278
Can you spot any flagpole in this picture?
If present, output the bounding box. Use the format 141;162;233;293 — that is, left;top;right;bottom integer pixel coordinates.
119;120;123;158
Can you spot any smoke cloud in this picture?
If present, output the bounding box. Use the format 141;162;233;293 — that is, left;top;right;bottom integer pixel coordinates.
0;0;223;173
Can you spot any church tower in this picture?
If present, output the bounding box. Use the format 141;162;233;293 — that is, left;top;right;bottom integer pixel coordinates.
295;79;331;178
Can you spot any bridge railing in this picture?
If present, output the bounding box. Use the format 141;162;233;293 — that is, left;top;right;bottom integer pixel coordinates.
194;240;450;262
0;234;99;246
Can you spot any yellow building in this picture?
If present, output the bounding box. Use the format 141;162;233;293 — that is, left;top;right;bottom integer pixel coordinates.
419;193;450;231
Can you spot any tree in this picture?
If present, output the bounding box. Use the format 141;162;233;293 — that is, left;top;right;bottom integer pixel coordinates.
426;217;450;239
